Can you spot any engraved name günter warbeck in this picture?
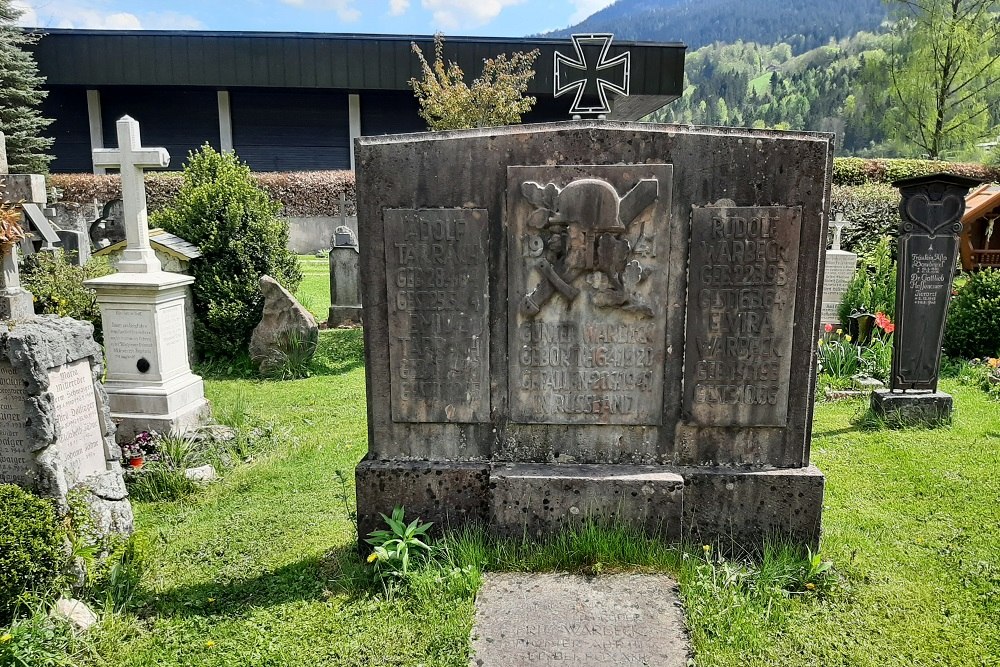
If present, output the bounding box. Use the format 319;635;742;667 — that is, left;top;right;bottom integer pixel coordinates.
519;177;658;317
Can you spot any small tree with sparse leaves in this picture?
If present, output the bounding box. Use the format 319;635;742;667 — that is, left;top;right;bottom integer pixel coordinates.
409;34;539;131
0;0;52;173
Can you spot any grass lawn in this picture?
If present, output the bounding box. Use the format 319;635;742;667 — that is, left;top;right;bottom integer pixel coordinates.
76;327;1000;666
294;254;330;322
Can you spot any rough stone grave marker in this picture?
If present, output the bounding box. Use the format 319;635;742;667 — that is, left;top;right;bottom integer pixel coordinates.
355;121;831;550
820;212;858;328
871;173;981;425
84;116;209;442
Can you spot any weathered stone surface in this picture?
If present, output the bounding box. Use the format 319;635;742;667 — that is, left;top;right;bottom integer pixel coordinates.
681;466;825;550
684;205;802;427
870;389;953;427
0;316;132;539
489;463;683;539
184;463;217;482
507;166;671;426
356;121;832;550
471;573;691;667
0;174;46;204
384;208;490;423
250;275;319;373
51;598;98;632
355;460;489;539
328;243;362;327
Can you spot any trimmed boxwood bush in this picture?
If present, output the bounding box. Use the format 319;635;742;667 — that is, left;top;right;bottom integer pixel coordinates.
0;485;65;624
151;145;302;360
944;269;1000;359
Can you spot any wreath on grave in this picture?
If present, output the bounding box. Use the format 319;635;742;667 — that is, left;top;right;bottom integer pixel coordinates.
0;204;25;252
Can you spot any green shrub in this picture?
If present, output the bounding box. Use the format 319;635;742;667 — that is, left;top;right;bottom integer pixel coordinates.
943;269;1000;359
838;237;897;330
832;157;1000;186
151;145;302;359
0;485;65;624
19;251;113;340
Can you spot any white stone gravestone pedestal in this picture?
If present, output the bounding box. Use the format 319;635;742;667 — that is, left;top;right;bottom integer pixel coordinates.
820;213;858;329
84;117;209;442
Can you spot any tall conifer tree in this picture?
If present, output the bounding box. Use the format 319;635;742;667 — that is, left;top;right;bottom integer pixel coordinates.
0;1;52;173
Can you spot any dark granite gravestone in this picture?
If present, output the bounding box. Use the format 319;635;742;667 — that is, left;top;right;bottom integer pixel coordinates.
355;121;832;550
871;173;981;425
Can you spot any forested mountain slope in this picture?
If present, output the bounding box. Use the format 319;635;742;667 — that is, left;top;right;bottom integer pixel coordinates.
547;0;887;53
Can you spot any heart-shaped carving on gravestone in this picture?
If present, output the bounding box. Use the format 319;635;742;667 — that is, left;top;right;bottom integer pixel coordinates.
904;193;963;235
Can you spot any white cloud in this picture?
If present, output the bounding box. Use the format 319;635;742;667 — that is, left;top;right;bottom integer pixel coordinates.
278;0;361;22
420;0;525;30
568;0;615;24
389;0;409;16
14;1;204;29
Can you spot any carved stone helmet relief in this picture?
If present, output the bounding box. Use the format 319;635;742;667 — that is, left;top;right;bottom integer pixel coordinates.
519;177;659;318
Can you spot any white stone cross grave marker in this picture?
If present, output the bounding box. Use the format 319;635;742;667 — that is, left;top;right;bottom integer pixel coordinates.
820;211;859;327
92;116;169;273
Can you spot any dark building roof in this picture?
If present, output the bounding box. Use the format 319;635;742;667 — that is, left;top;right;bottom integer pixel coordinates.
30;29;686;100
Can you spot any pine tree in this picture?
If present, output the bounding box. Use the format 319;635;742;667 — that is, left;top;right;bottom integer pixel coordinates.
0;1;52;173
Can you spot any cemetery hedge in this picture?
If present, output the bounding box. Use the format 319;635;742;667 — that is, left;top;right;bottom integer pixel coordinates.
48;169;356;218
0;485;65;624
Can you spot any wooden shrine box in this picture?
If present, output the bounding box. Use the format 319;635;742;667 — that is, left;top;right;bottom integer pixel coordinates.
960;184;1000;271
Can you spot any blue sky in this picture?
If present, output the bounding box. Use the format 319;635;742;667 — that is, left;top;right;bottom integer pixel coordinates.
15;0;614;36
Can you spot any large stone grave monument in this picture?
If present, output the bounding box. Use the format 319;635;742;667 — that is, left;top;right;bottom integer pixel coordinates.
84;116;209;442
871;173;981;425
820;212;858;329
355;121;831;549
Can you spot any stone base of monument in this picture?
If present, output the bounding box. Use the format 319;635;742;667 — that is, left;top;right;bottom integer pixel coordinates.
327;304;363;327
85;271;210;443
870;389;954;427
356;461;823;550
0;316;133;535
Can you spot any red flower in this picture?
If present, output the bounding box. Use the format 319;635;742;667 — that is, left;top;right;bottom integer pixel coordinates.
874;312;895;333
882;322;895;334
824;323;834;333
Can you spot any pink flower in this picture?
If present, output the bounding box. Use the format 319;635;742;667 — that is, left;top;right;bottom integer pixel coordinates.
824;323;834;333
882;322;895;334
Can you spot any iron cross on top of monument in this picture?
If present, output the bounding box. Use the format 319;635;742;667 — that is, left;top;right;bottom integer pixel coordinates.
554;33;631;118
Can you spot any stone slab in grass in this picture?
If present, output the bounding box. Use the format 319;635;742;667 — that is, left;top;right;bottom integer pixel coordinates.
470;572;691;666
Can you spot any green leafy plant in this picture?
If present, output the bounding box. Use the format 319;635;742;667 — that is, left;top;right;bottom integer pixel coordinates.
125;435;203;502
410;33;539;130
259;328;318;380
818;327;861;379
0;603;76;667
943;269;1000;359
151;145;302;360
0;485;65;624
19;251;113;340
365;507;434;577
839;236;897;332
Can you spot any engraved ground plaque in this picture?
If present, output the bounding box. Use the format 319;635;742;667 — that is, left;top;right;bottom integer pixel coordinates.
471;573;690;666
507;165;673;425
684;206;802;426
385;208;490;423
0;360;33;484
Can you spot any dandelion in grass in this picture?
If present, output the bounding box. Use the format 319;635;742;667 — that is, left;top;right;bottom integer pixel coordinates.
367;552;378;563
805;582;816;591
205;640;216;648
0;633;11;643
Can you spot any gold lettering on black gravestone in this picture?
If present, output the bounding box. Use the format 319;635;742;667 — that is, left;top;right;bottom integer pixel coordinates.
507;165;673;425
684;206;802;426
384;209;489;423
